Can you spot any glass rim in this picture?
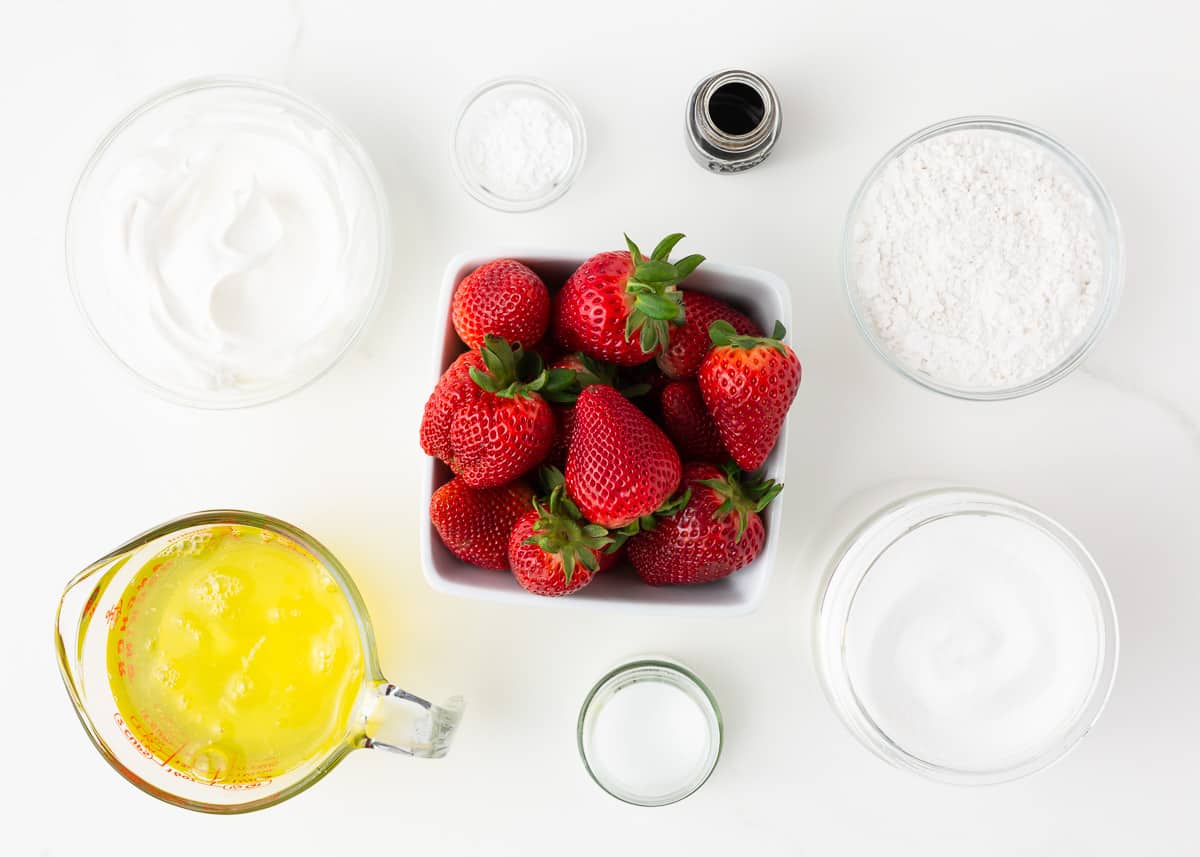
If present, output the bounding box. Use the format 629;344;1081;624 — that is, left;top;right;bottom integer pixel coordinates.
814;487;1120;785
841;115;1125;401
576;658;723;807
451;75;587;213
55;509;383;813
64;75;393;410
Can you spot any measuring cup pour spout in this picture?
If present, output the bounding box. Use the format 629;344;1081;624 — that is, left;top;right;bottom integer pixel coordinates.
363;684;464;758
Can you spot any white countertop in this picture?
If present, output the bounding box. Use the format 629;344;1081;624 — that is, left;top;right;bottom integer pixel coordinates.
6;0;1198;853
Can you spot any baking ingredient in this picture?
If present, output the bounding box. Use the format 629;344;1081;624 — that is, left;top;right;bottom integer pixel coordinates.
447;337;560;488
452;259;549;350
659;381;727;463
657;292;761;379
430;478;534;570
850;128;1103;389
545;353;638;467
421;351;487;462
586;677;713;798
461;94;575;201
843;512;1104;771
628;462;779;586
565;385;682;529
106;525;364;783
84;85;383;401
508;475;612;596
699;320;801;471
553;233;703;365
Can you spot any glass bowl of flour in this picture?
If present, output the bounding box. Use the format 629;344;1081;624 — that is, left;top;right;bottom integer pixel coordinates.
67;78;391;408
843;116;1123;400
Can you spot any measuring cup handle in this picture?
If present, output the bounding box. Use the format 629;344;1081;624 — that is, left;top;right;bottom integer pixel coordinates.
363;682;464;759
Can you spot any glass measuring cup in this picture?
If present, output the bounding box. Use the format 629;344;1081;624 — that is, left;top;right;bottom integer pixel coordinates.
55;510;464;813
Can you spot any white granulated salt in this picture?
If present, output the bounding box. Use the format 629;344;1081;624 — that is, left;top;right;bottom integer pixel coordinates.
851;130;1103;389
464;95;574;201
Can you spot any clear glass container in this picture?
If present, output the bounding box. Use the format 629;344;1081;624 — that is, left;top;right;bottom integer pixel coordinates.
842;116;1124;400
814;488;1119;785
452;76;586;212
577;659;722;806
55;510;463;813
65;77;392;409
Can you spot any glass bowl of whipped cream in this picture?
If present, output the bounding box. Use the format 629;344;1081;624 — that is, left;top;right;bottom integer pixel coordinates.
66;77;391;408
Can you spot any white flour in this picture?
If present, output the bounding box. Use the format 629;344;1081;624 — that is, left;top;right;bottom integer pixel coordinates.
851;130;1103;389
463;95;573;200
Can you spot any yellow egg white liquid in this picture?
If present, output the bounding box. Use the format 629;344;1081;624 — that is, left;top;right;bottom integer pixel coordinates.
106;525;364;783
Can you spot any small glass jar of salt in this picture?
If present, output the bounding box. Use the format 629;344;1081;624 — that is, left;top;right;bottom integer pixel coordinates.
577;659;722;806
453;77;587;212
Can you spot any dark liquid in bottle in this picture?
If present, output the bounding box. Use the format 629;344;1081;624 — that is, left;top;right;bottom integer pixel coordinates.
707;82;765;136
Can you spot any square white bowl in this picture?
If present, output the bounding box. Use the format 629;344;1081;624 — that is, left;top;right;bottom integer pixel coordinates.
420;249;792;615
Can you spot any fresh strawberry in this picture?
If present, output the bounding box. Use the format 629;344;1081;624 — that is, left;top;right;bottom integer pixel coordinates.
546;404;576;468
544;353;650;467
430;478;534;570
660;380;727;463
420;351;485;462
452;259;549;350
553;233;704;366
566;384;681;529
441;337;572;488
628;462;781;586
698;320;801;472
656;292;762;379
508;480;612;597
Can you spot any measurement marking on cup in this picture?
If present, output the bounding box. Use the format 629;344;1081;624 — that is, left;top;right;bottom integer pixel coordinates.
160;741;186;768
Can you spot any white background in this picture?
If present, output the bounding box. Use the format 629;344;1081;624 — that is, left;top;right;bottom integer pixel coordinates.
4;1;1198;853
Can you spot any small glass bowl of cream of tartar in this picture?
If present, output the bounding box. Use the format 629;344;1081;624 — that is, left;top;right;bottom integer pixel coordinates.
66;77;391;408
452;77;586;212
578;659;722;806
815;488;1118;785
843;116;1124;400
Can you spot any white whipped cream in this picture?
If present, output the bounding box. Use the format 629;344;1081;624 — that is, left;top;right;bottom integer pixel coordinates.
73;83;385;404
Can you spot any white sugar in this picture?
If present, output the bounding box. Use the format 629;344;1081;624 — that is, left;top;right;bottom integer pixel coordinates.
587;679;710;798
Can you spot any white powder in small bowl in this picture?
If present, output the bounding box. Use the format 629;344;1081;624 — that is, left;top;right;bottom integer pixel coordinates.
850;127;1107;392
586;679;712;800
454;81;581;209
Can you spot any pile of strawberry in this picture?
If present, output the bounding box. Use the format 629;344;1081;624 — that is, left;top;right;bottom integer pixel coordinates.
422;233;802;597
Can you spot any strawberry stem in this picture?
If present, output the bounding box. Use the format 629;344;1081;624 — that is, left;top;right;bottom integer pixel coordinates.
696;462;783;542
523;482;612;584
469;335;551;399
620;232;705;354
708;319;789;354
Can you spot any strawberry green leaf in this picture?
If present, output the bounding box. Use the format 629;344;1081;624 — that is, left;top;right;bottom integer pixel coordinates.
634;260;680;284
651;233;685;261
673;253;705;279
636;293;683;320
624;313;638;342
638;319;657;353
624;234;643;261
708;319;737;346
